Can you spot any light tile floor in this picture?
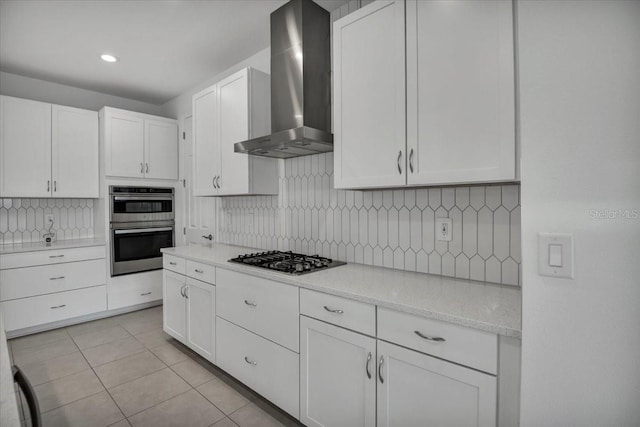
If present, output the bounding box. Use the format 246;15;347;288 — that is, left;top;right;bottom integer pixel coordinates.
8;306;302;427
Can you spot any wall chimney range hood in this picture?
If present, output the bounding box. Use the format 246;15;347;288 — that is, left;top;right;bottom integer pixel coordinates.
234;0;332;159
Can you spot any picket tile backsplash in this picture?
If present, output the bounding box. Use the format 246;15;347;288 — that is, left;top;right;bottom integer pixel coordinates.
219;153;521;286
0;198;95;245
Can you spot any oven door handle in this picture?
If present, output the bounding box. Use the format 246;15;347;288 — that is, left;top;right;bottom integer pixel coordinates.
112;196;174;201
114;227;174;235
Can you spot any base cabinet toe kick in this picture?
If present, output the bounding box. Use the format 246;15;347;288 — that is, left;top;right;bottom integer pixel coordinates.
162;254;521;426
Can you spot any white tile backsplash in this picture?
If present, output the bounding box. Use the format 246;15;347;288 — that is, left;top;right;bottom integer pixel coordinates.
219;153;521;286
0;198;95;244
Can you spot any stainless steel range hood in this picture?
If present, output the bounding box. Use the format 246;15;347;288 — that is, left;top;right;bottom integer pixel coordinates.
234;0;332;159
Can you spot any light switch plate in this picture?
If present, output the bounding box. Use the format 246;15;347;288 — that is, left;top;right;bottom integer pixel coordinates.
435;218;452;242
538;233;574;278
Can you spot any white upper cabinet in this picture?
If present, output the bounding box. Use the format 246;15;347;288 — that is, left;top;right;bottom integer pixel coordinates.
333;0;517;189
333;0;406;189
192;67;277;196
0;95;98;198
52;105;99;197
193;85;219;196
406;0;515;185
101;107;178;180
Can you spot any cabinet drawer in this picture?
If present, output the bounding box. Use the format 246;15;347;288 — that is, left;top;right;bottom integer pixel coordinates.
108;270;163;310
0;246;105;269
377;307;497;374
300;288;376;336
186;260;215;284
163;255;185;275
216;268;299;352
0;259;106;301
1;285;106;332
216;317;299;418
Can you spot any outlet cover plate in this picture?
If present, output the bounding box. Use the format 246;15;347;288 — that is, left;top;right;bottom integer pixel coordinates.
435;218;452;242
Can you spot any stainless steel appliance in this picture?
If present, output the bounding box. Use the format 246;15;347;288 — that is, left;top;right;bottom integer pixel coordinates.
228;251;345;275
233;0;333;158
109;186;174;276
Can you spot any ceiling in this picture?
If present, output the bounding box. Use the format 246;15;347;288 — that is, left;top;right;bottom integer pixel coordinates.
0;0;348;105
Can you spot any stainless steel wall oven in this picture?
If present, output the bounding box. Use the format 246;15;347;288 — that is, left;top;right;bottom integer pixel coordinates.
109;186;174;276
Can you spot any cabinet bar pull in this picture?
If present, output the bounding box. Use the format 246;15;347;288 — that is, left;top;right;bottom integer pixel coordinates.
180;285;186;298
47;180;50;192
378;356;384;383
50;304;66;309
54;180;57;192
366;352;372;379
141;163;144;174
409;148;414;173
169;262;177;265
414;330;446;342
397;150;402;175
194;269;204;274
49;276;65;280
244;356;257;366
49;255;65;258
212;177;216;188
145;163;149;173
323;305;344;314
140;292;152;296
244;300;257;307
216;176;221;188
184;287;189;299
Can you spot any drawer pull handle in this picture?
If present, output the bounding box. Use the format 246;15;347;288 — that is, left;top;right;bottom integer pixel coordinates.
49;276;65;280
244;300;257;307
323;306;344;314
366;352;372;379
414;330;446;342
244;356;257;366
49;255;65;258
378;356;384;384
140;292;152;296
169;262;177;266
50;304;66;309
194;269;204;274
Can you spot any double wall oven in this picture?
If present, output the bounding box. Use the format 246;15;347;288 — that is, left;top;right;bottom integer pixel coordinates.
109;186;174;276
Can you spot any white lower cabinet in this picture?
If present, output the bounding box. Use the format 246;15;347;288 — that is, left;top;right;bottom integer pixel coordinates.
300;316;376;427
162;269;215;362
216;317;299;418
377;339;497;427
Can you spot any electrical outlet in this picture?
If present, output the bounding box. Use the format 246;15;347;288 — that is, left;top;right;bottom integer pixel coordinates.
435;218;452;242
45;214;54;225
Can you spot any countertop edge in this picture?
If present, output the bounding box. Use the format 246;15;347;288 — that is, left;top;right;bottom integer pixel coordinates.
0;238;106;255
162;246;522;338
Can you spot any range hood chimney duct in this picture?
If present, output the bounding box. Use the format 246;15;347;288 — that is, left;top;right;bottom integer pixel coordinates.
234;0;333;159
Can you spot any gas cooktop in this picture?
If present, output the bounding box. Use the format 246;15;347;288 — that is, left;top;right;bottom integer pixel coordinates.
228;251;346;275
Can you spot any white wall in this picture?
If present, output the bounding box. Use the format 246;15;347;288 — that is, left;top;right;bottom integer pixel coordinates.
160;47;270;120
519;1;640;425
0;71;166;116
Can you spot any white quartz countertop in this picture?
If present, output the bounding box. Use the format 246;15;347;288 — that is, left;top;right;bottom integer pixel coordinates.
162;243;522;338
0;238;106;255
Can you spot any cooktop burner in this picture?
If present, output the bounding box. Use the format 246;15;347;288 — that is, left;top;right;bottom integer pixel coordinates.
228;251;346;275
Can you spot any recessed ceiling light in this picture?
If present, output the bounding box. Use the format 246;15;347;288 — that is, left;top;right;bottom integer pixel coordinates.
101;54;117;63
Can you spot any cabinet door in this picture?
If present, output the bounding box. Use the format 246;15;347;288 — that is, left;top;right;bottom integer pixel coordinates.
105;112;144;178
163;270;186;343
0;96;52;197
406;0;515;185
51;105;99;197
300;316;376;427
217;69;250;195
192;86;219;196
186;277;215;362
145;119;178;180
333;1;406;189
377;340;497;427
